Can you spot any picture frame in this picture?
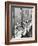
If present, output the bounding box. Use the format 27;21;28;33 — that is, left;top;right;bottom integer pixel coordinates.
5;1;37;45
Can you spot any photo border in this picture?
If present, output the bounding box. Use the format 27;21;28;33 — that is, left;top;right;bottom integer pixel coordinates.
5;1;37;45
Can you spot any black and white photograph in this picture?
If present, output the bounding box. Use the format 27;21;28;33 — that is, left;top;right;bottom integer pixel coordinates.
11;7;32;38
